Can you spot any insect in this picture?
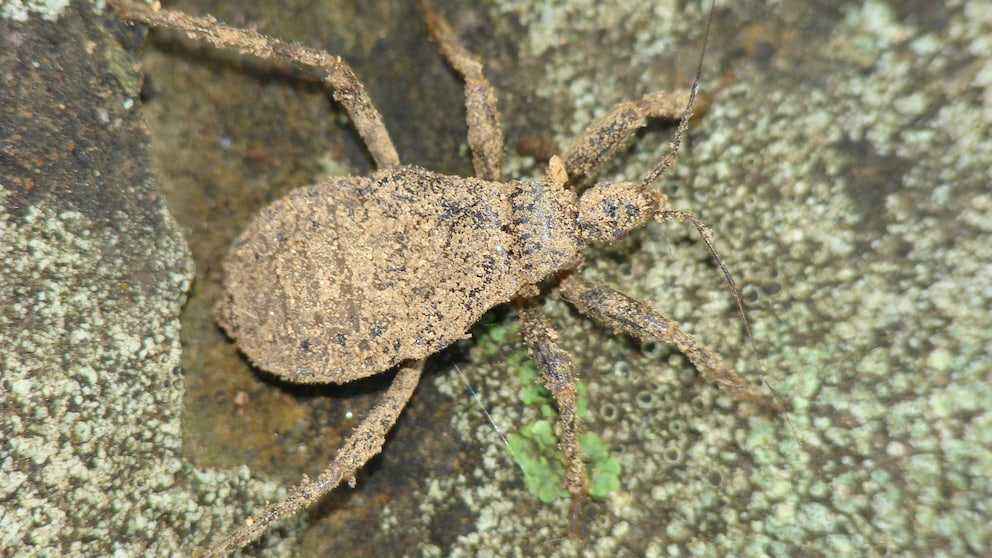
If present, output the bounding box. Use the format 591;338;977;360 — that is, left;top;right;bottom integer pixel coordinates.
110;0;777;555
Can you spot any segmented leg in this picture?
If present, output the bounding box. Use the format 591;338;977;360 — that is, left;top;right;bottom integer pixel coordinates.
562;91;691;189
421;0;505;181
516;298;589;527
197;360;423;557
109;0;401;169
566;0;717;192
559;274;778;410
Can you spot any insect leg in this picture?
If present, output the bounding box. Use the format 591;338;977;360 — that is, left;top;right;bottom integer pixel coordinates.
566;0;717;191
559;274;779;411
108;0;401;168
421;1;505;181
516;298;589;529
562;90;692;189
198;360;424;557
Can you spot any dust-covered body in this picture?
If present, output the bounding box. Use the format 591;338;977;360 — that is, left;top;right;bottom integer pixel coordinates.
218;166;583;382
109;0;774;555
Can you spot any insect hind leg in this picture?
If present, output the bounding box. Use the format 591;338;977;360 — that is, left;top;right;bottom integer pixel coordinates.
196;360;424;556
109;0;401;169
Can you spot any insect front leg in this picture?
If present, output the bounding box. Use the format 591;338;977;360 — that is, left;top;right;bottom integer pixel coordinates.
562;90;692;189
559;274;778;410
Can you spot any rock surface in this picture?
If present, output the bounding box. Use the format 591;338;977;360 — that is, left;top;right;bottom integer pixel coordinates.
2;0;989;556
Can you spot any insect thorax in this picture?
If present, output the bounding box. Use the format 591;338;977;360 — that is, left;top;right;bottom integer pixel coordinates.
504;178;585;282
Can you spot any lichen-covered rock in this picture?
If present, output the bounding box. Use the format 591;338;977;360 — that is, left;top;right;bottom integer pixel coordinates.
0;3;297;556
4;1;988;557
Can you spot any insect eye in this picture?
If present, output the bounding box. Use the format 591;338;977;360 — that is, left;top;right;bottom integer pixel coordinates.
604;199;621;218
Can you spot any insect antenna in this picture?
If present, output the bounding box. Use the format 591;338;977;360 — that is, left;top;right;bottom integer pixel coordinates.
639;1;758;349
638;0;713;190
642;2;795;421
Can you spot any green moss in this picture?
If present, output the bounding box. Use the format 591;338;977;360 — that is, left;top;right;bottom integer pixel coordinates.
474;313;508;357
580;431;622;498
507;422;569;503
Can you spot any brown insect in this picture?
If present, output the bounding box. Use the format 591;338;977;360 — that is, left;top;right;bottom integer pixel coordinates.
110;0;776;555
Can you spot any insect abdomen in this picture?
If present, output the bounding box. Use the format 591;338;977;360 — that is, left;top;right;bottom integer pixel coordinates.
219;167;572;383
